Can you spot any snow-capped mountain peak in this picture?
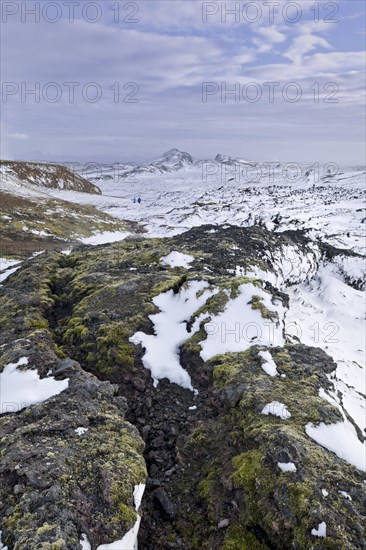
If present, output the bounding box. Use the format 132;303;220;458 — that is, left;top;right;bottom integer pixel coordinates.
153;148;194;168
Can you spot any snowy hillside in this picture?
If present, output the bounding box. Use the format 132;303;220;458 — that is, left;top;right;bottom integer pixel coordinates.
0;162;136;261
0;160;101;194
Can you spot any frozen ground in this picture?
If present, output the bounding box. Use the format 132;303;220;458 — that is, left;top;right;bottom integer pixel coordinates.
130;280;217;390
2;157;365;253
1;152;365;472
77;158;366;254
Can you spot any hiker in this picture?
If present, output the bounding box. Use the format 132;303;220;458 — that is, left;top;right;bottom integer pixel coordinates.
133;197;136;203
137;197;142;204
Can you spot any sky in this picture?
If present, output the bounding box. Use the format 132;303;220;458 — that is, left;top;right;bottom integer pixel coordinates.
1;0;365;165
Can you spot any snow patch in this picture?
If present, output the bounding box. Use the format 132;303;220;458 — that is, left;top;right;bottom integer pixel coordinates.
0;266;21;283
332;255;366;289
81;230;130;245
80;534;91;550
286;263;366;435
311;522;327;538
0;258;21;271
97;484;145;550
235;265;245;276
278;462;297;472
29;229;50;237
130;281;217;390
75;427;88;436
199;283;285;361
261;401;291;419
0;257;24;284
271;244;320;285
0;357;69;415
305;421;366;472
133;483;145;512
258;350;279;377
161;251;194;269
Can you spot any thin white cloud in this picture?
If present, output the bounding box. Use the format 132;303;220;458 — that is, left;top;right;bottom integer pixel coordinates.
256;26;287;43
284;34;331;64
8;133;29;140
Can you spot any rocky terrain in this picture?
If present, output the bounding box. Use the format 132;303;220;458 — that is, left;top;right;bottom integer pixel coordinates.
0;225;365;549
0;162;101;194
65;150;365;257
0;162;139;260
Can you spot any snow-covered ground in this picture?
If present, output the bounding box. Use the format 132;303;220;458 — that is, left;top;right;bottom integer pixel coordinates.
131;248;365;472
1;152;365;473
47;168;366;255
0;258;22;284
80;230;131;245
199;282;286;361
285;263;366;435
160;251;194;269
0;357;69;415
130;280;217;390
2;157;365;253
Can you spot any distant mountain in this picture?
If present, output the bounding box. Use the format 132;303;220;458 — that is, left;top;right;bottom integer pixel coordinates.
214;153;256;166
74;150;363;189
114;149;266;180
127;148;195;176
0;160;101;194
77;150;267;184
153;148;194;168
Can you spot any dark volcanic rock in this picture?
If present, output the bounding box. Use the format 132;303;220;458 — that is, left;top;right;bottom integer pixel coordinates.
0;225;365;550
0;354;146;549
153;488;177;520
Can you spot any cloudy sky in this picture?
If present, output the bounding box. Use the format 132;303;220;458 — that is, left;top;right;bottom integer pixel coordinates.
1;0;365;164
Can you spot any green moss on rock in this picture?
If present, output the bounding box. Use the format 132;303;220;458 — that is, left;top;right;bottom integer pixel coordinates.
222;526;269;550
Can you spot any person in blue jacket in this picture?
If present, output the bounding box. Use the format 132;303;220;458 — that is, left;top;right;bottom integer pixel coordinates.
137;197;142;204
